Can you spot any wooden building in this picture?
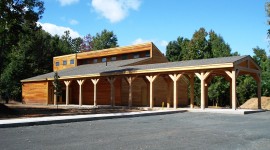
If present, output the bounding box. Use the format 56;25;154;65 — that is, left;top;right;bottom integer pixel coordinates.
21;42;262;109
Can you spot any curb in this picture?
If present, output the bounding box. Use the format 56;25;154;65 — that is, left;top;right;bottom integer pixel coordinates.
0;110;186;128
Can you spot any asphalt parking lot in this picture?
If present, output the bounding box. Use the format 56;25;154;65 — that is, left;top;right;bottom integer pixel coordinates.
0;111;270;150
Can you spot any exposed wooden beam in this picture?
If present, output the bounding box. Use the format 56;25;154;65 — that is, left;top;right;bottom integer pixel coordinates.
195;71;212;109
125;76;137;107
77;79;85;106
91;79;99;106
64;80;72;105
169;74;183;109
190;74;195;108
146;75;158;108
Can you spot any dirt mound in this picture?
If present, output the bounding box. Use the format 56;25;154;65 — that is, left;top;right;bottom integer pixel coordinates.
240;97;270;110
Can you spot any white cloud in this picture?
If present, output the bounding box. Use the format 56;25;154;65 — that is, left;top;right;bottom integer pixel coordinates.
160;40;168;47
91;0;141;23
58;0;79;6
132;38;151;45
132;38;168;47
69;19;79;25
38;22;81;38
132;38;168;54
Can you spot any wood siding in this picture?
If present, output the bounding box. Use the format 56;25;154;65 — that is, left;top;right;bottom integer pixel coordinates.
53;54;77;71
76;43;152;59
22;81;48;104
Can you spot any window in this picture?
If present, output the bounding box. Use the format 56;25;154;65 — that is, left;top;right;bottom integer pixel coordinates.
122;54;128;60
145;51;150;57
56;62;60;66
70;59;74;64
133;53;140;59
63;60;67;65
82;59;89;64
111;56;117;61
102;57;107;62
93;59;98;63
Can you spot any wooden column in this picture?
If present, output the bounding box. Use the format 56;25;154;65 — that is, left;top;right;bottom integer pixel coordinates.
53;90;57;105
107;77;116;107
64;81;72;105
146;75;158;108
169;74;182;109
77;79;85;106
230;80;232;108
195;71;211;109
225;70;237;110
125;76;136;107
257;80;261;109
231;70;237;110
91;79;99;106
190;74;195;108
164;77;172;108
257;74;262;109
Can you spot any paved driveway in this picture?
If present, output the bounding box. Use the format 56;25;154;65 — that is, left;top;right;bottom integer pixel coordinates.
0;111;270;150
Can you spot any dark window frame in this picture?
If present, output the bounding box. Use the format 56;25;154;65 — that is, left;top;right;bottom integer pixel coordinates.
122;54;128;60
133;53;140;59
102;57;107;62
70;59;74;64
93;59;98;63
63;60;67;65
111;56;117;61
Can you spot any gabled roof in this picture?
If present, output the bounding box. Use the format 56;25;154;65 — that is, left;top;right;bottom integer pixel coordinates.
21;55;260;82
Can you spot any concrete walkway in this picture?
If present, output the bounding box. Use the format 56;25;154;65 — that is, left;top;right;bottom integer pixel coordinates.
0;108;265;128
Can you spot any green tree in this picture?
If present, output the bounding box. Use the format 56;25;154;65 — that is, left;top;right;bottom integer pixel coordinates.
0;0;44;101
92;29;118;50
166;37;190;61
237;76;257;104
0;0;44;73
53;72;61;106
188;28;211;59
208;30;231;57
252;47;270;96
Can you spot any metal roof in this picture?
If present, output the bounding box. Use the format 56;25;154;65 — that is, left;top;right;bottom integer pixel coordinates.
21;55;250;82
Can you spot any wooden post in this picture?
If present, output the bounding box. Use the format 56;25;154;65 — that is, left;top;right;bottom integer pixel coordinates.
77;79;85;106
107;77;116;107
257;74;262;109
163;77;172;108
169;74;182;109
230;80;232;108
146;75;158;108
225;70;237;110
125;76;136;107
195;71;212;110
53;90;57;105
231;70;236;110
64;81;72;105
205;83;208;108
190;74;194;108
91;79;99;106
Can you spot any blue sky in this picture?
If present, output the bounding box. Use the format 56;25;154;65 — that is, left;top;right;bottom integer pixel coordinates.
39;0;269;55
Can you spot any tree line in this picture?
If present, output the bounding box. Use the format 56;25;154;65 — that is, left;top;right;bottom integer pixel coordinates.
0;0;118;102
166;28;270;106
